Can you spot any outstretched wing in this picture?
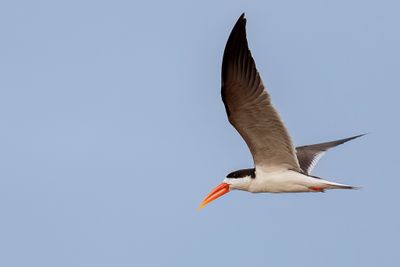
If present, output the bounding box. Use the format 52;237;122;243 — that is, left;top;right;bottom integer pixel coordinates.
221;14;301;172
296;134;365;174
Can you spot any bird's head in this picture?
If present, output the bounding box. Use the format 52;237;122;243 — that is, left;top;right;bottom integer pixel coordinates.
197;169;254;209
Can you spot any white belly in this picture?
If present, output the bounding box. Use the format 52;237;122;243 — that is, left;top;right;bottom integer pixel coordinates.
248;169;324;193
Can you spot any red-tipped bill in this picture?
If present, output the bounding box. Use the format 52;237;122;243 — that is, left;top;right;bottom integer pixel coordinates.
198;183;230;210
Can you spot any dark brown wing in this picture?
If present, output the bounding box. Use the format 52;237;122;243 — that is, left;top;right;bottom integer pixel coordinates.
221;14;300;171
296;134;365;174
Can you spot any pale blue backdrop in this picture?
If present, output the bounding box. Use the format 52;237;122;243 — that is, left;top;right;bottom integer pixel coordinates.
0;0;398;266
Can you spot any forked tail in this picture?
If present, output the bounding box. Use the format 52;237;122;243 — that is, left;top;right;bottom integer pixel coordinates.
322;180;360;190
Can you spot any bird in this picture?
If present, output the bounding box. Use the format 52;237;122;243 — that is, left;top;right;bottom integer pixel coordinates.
198;13;363;209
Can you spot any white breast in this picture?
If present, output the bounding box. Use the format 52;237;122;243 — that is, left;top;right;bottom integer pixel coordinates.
248;169;321;193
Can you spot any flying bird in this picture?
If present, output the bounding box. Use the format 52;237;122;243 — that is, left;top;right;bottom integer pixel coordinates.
198;14;363;209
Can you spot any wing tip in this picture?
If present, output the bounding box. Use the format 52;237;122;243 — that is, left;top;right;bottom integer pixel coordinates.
229;13;248;39
340;133;367;144
351;133;368;139
236;12;247;29
222;13;249;71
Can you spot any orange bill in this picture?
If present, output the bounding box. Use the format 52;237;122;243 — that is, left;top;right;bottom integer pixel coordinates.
198;183;230;210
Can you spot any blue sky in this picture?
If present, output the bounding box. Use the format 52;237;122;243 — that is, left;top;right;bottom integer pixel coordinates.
0;0;399;266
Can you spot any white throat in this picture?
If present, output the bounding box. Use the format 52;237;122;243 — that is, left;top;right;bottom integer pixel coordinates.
223;176;253;191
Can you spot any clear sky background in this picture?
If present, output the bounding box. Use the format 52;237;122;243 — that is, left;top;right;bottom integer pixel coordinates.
0;0;399;266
